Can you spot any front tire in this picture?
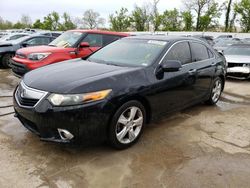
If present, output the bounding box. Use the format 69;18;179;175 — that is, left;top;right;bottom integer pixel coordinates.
206;77;223;105
108;101;146;149
1;53;14;68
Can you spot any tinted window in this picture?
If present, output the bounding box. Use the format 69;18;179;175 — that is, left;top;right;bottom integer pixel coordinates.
165;42;191;65
26;37;51;45
190;42;209;61
103;35;121;46
82;34;103;47
52;33;61;38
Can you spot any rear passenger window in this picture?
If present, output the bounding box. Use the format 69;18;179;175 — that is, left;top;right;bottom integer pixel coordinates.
190;42;209;61
82;34;103;47
165;42;191;65
103;35;121;46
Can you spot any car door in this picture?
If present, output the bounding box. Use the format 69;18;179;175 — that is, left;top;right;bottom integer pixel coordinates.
148;41;197;116
76;33;103;58
189;41;215;99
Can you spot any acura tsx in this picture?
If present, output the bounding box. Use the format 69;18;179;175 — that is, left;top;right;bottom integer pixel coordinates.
13;36;226;149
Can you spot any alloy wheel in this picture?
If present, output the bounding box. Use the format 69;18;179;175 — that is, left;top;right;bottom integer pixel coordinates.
116;106;143;144
212;79;222;103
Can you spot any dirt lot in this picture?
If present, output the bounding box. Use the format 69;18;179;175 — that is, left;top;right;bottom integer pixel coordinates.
0;69;250;188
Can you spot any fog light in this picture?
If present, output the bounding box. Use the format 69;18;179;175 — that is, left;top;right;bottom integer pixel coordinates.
58;129;74;140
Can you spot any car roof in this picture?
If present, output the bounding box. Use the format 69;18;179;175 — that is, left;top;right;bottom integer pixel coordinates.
68;29;129;37
230;43;250;47
123;35;204;43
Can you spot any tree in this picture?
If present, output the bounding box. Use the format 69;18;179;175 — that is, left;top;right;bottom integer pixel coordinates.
131;5;149;31
162;8;181;31
199;1;221;31
182;11;193;31
0;17;13;30
225;0;233;32
43;11;61;30
184;0;210;31
184;0;221;31
109;8;131;31
20;14;32;28
150;0;162;31
59;12;76;30
235;0;250;32
83;9;105;29
32;19;44;29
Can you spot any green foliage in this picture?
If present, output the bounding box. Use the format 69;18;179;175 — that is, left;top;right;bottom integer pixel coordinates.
162;8;181;31
235;0;250;32
130;5;149;31
59;12;76;30
182;11;193;31
109;8;131;31
32;19;44;29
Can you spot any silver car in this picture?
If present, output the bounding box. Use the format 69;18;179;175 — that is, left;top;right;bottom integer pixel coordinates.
224;44;250;79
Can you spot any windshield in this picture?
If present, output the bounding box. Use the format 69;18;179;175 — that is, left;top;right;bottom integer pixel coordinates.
88;39;167;67
214;40;242;47
224;46;250;56
49;31;83;48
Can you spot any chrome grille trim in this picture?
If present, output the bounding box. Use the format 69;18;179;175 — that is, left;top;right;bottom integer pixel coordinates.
15;81;48;108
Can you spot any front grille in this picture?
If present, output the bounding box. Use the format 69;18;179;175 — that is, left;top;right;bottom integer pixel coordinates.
16;93;39;106
227;63;244;68
15;81;48;108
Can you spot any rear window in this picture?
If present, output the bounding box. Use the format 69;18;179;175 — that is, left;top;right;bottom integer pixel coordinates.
103;35;121;46
190;42;209;61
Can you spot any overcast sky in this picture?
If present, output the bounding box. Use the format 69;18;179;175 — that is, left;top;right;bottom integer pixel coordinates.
0;0;183;24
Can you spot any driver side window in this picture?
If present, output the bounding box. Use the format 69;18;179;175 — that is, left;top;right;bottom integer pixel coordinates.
165;42;192;65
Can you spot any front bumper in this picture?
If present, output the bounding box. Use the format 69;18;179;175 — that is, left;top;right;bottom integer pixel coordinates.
227;67;250;79
11;61;30;77
14;91;113;144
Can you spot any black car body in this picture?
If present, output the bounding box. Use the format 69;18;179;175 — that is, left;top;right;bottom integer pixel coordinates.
14;36;226;149
0;35;55;68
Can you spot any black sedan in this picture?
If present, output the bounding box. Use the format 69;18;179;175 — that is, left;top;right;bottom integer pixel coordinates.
0;35;55;68
14;36;226;149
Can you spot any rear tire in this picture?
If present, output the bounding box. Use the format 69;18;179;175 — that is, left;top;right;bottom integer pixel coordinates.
206;77;223;105
1;53;14;68
108;100;146;150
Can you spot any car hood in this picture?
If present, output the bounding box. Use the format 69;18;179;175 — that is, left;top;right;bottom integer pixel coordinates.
23;59;145;94
225;55;250;63
17;45;73;55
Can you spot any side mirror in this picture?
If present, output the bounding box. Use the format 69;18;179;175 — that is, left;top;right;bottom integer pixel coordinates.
79;42;90;48
161;60;182;72
22;42;29;47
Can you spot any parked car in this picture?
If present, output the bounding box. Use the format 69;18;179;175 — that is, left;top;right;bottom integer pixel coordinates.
193;35;215;46
243;38;250;44
13;36;226;149
223;44;250;79
11;30;129;77
213;38;243;52
0;33;30;42
0;35;55;68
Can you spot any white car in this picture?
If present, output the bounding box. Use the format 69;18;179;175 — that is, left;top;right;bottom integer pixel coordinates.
224;44;250;79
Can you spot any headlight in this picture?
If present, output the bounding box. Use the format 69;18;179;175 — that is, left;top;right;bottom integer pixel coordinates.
28;53;51;61
48;89;112;106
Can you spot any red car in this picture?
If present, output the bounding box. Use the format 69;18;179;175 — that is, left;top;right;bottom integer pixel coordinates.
11;30;129;77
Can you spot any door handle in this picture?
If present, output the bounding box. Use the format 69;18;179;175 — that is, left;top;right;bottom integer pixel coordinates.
211;62;217;66
188;69;197;74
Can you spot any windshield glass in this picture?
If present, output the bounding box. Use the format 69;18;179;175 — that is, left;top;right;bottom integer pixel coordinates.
49;31;83;48
88;39;167;67
224;46;250;56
